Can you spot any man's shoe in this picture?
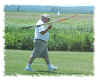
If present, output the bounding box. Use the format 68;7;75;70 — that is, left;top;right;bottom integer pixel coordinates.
48;64;57;72
24;66;33;72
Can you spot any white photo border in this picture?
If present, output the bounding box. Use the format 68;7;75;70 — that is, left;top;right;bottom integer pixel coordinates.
0;0;97;80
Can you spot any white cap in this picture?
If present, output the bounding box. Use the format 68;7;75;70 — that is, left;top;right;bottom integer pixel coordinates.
41;14;50;18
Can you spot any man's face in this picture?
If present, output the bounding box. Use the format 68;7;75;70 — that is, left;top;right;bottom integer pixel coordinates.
43;17;49;23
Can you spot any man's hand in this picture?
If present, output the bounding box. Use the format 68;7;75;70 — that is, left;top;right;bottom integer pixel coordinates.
40;25;52;35
48;25;52;30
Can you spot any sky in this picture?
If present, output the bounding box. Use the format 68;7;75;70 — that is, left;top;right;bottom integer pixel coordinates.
5;0;94;6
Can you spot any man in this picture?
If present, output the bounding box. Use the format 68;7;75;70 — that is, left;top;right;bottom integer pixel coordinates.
24;14;57;72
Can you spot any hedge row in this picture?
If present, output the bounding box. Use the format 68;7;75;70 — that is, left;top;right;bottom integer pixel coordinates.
4;30;94;51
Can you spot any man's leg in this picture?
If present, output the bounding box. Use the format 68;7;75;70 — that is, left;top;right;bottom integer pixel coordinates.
24;56;35;72
43;56;50;64
43;56;57;71
28;56;35;64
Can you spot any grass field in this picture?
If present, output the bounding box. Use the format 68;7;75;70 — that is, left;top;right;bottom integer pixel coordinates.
5;49;93;76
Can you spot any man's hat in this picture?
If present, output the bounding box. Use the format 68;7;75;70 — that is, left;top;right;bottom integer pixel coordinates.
41;14;50;19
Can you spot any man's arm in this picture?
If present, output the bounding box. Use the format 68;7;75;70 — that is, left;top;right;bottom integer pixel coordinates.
40;25;52;35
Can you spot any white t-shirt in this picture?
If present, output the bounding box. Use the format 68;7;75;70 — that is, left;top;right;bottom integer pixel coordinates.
34;19;49;41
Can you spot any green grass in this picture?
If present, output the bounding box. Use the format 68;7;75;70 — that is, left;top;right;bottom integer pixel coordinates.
5;49;93;76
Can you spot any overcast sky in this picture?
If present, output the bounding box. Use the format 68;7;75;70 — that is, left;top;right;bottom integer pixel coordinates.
5;0;94;6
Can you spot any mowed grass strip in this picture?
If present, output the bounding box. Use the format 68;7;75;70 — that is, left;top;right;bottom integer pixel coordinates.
5;49;93;76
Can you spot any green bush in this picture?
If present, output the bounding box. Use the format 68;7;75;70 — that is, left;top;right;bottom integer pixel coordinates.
5;31;34;50
5;25;94;51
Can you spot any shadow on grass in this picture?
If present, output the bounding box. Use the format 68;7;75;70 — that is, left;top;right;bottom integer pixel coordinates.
22;70;93;76
5;70;93;76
